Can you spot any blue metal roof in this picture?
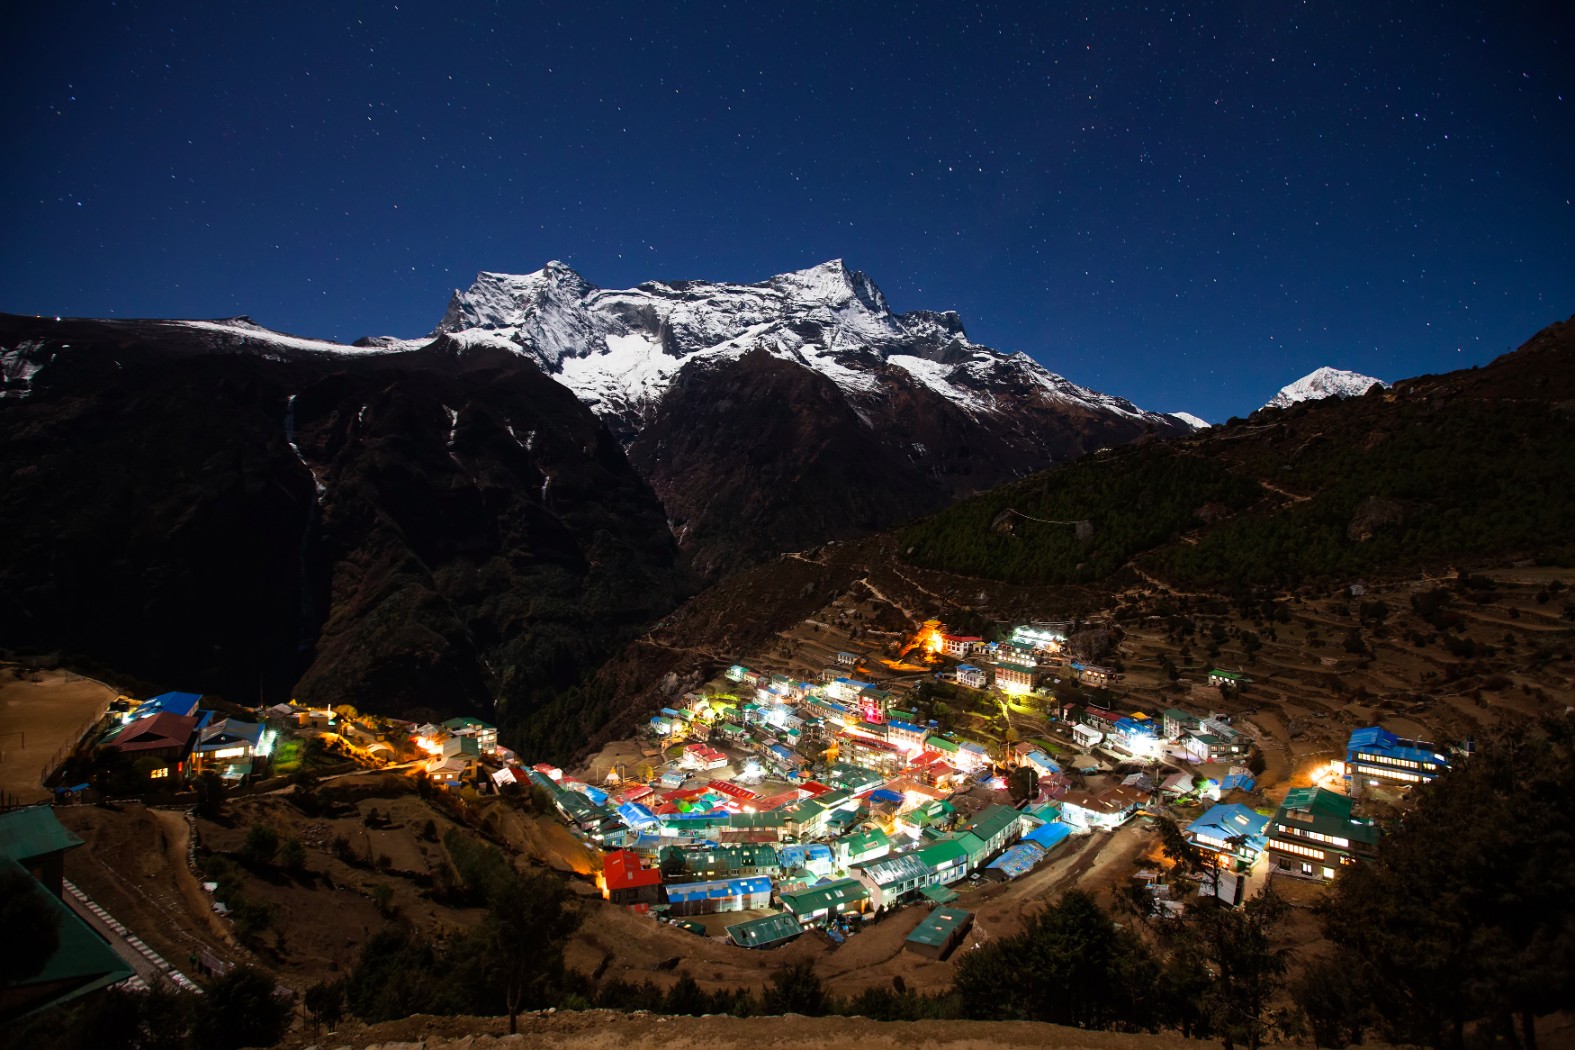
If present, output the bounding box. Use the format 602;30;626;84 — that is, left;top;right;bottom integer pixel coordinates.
573;783;609;805
137;691;202;717
1346;725;1449;765
1184;803;1269;846
1024;750;1062;774
985;843;1044;880
887;720;924;733
665;876;772;902
1023;821;1072;851
1113;717;1155;736
617;802;659;830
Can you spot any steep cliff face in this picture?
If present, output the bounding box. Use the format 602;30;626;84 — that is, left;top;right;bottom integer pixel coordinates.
0;316;689;744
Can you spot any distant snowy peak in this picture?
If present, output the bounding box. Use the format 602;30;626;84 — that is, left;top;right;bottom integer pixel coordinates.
1264;366;1389;410
433;260;1183;435
1168;411;1212;430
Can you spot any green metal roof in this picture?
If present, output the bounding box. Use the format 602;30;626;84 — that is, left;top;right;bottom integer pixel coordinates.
1276;786;1380;844
726;811;787;829
959;804;1021;844
907;799;956;825
919;882;959;904
951;832;988;863
0;808;84;864
1024;802;1062;824
441;716;495;731
906;906;972;948
838;827;889;856
925;735;960;753
4;858;135;1017
726;912;804;949
779;878;869;916
918;839;968;868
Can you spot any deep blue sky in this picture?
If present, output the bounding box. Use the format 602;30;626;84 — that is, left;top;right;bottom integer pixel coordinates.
4;2;1571;421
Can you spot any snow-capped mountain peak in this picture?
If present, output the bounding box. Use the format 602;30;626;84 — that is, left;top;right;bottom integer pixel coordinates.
1264;366;1388;410
430;260;1196;446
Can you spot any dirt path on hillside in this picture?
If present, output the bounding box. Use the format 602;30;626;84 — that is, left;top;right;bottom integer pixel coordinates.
1258;479;1311;502
150;807;243;949
58;803;245;978
857;577;918;622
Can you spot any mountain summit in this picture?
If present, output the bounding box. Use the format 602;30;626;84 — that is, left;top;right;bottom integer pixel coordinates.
1264;366;1388;411
433;260;1202;574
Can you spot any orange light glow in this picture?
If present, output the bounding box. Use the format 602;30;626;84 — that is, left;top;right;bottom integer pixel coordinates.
1314;760;1346;788
415;736;444;756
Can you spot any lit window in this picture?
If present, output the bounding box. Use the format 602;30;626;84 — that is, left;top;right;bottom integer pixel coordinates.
149;767;169;779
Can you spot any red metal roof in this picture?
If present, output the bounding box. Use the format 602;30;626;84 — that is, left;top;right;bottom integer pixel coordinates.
706;779;757;802
102;712;197;754
603;850;663;891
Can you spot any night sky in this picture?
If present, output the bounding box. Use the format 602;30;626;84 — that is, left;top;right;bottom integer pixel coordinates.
4;2;1571;422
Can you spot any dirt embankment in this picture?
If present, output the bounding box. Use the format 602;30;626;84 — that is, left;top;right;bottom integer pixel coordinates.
282;1009;1296;1050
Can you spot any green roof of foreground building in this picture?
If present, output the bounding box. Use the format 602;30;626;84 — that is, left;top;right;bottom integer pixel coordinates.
726;912;804;949
906;906;972;949
0;807;85;864
779;878;869;917
2;856;134;1019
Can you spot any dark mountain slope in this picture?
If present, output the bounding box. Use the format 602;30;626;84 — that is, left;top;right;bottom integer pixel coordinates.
0;316;690;743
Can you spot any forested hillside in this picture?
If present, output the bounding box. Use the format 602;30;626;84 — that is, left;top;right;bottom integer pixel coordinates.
900;319;1575;591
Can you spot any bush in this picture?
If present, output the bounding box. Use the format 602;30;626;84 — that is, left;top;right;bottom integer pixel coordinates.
239;824;279;866
191;965;289;1050
279;836;306;874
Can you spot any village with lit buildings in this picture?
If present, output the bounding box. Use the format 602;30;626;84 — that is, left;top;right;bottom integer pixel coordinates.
49;614;1460;962
488;617;1458;954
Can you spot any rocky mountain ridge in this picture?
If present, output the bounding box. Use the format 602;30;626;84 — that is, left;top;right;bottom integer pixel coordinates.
433;259;1196;442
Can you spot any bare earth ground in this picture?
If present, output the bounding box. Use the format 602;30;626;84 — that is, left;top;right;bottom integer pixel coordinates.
280;1009;1575;1050
283;1011;1271;1050
0;667;117;801
57;802;250;975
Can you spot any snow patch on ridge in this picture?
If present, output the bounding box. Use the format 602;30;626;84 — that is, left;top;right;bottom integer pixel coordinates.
1;340;48;398
557;332;681;412
1169;411;1211;430
887;354;990;413
170;319;410;356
